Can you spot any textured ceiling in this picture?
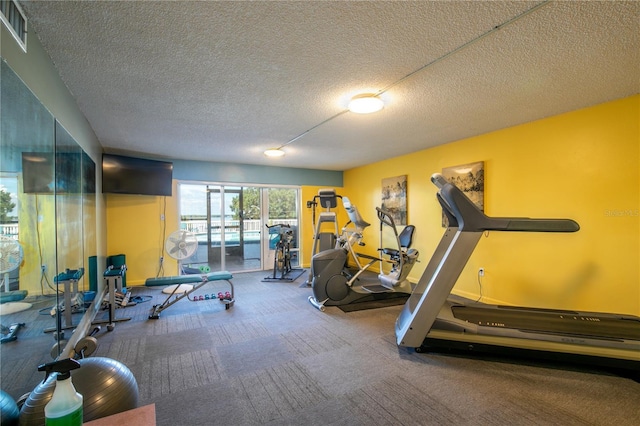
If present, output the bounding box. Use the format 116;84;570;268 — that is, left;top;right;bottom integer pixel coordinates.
18;1;640;171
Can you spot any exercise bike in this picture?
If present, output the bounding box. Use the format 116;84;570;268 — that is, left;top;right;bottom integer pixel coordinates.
308;197;419;311
265;223;294;280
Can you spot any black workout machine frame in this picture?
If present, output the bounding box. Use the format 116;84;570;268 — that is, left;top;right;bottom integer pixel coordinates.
146;271;234;319
308;198;418;311
44;268;86;334
395;173;640;372
92;265;131;331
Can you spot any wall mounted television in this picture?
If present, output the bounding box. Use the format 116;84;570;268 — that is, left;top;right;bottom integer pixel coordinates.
22;152;84;194
82;152;96;194
102;154;173;196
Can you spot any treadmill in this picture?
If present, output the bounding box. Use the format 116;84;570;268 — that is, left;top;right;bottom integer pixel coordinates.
395;173;640;372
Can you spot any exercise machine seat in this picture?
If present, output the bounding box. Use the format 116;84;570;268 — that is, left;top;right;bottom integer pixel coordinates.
382;224;415;258
145;271;233;287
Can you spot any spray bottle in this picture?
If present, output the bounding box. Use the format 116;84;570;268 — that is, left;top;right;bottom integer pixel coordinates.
37;358;83;426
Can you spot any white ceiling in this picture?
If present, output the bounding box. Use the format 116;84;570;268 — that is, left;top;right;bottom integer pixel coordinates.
18;1;640;171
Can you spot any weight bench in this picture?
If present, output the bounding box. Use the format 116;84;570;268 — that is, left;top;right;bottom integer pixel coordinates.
145;271;234;319
0;290;28;304
1;291;28;344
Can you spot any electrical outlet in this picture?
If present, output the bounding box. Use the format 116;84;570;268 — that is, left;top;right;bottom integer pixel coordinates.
41;265;47;273
478;267;485;277
160;214;165;221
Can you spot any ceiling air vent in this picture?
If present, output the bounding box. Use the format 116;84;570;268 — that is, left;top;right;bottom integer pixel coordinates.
0;0;27;52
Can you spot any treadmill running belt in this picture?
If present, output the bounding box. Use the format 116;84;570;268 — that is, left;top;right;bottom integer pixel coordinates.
451;305;640;341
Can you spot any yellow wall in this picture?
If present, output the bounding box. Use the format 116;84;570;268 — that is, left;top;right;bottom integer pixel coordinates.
106;181;179;285
18;192;88;296
106;96;638;316
344;95;639;316
18;193;56;295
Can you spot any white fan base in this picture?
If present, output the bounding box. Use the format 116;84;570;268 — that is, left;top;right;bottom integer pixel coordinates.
162;284;194;294
0;302;32;315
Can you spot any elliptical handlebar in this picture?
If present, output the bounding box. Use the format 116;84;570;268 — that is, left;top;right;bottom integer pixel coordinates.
344;197;371;229
376;207;396;229
265;223;293;242
306;188;342;230
265;223;291;229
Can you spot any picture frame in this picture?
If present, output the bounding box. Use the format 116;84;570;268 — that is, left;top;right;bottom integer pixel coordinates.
441;161;484;226
381;175;407;225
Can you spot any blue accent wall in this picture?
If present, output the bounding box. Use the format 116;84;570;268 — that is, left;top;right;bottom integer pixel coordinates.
173;159;343;187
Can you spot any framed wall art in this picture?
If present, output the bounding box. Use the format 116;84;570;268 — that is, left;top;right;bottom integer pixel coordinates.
381;175;407;225
441;161;484;226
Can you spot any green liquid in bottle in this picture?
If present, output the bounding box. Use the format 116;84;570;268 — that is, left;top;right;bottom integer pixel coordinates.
45;406;83;426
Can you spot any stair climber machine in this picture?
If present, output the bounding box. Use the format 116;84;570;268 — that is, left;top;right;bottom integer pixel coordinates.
305;189;342;285
309;197;419;311
395;173;640;374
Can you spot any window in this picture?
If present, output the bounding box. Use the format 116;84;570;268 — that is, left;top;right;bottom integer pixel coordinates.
178;183;300;273
1;0;27;52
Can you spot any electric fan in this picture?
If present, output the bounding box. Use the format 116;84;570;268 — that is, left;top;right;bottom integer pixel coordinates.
0;235;23;292
162;230;198;295
0;235;31;323
164;230;198;261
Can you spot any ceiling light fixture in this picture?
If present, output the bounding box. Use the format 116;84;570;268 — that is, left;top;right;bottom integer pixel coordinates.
269;2;547;157
348;94;384;114
264;148;285;157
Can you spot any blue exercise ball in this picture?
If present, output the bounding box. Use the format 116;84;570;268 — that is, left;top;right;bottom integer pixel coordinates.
0;389;19;426
19;357;138;425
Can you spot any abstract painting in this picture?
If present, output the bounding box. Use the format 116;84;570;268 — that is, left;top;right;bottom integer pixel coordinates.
381;175;407;225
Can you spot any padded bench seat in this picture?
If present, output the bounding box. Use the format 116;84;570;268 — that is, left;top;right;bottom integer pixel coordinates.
0;290;28;304
145;271;233;287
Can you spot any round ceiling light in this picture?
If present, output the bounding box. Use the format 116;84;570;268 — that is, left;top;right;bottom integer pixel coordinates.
264;148;285;157
348;94;384;114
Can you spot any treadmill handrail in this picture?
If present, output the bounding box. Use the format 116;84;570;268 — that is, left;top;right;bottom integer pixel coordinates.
432;173;580;233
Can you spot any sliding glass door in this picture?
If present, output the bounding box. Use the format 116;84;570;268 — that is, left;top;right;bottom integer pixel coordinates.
207;186;261;271
178;183;299;273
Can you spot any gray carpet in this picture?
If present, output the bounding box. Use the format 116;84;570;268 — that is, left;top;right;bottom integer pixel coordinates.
3;271;639;425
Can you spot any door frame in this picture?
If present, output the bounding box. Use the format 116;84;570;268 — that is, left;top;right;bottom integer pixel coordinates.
178;181;300;273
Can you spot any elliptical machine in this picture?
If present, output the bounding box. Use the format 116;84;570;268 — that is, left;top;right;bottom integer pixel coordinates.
308;198;419;311
305;189;342;285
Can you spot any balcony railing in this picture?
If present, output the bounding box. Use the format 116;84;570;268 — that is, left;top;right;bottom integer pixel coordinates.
0;224;19;238
0;220;298;243
181;219;298;234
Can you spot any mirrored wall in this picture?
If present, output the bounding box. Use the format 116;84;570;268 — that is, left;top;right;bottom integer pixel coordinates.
0;59;97;398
